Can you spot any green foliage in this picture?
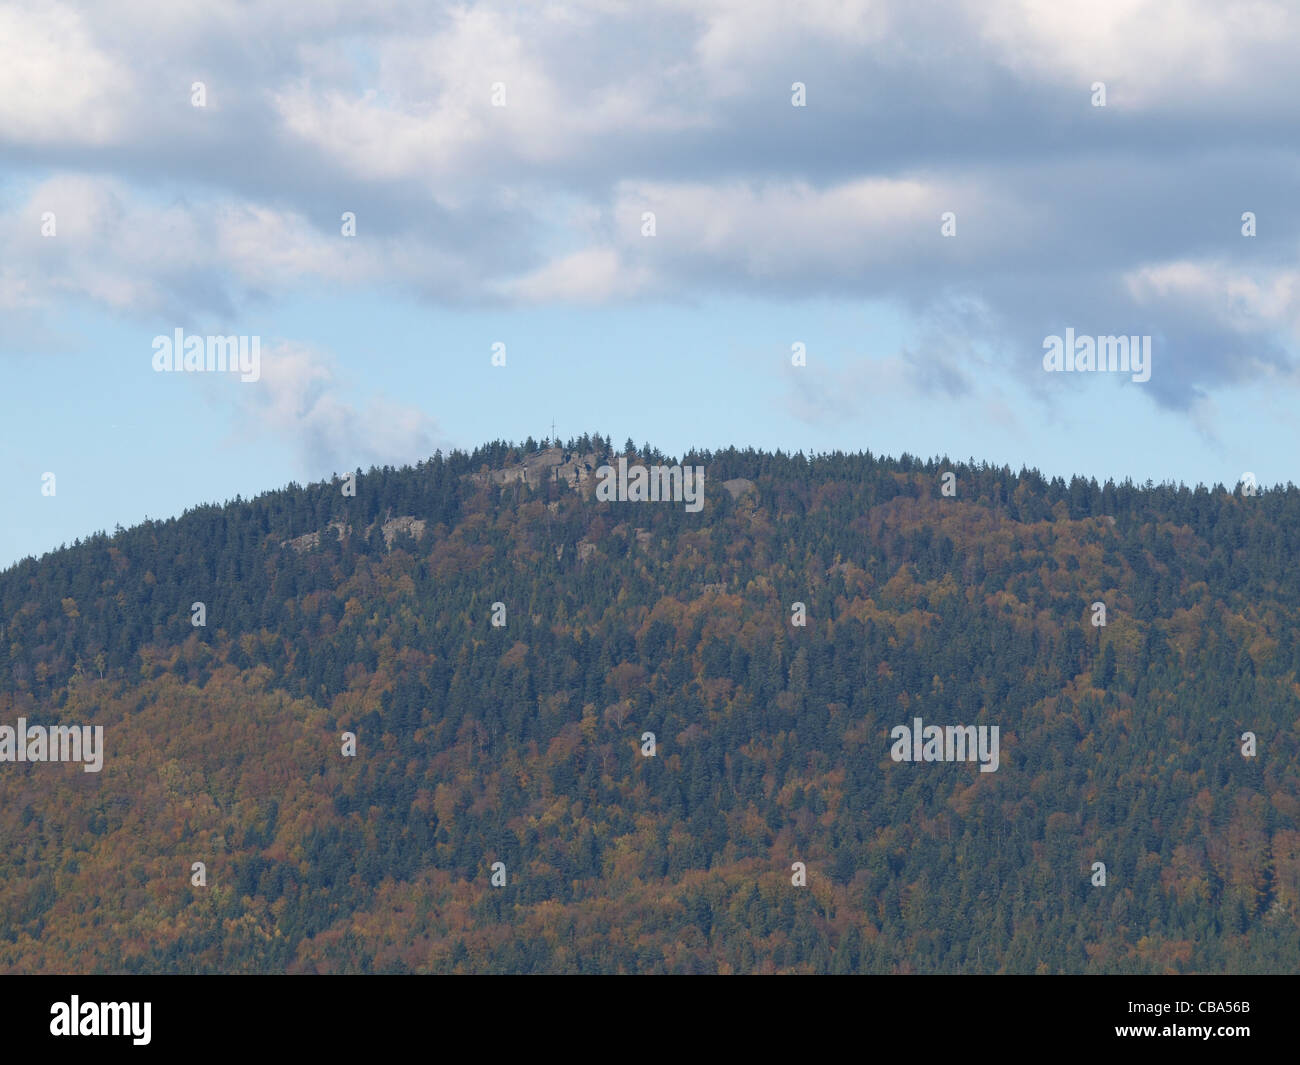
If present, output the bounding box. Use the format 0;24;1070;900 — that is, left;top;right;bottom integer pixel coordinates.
1;440;1299;973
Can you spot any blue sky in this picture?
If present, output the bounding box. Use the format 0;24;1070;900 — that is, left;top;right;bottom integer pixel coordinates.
3;1;1299;568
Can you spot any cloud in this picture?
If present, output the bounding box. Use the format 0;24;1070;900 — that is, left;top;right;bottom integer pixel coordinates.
230;342;448;474
1126;259;1300;337
974;0;1295;108
3;0;1300;418
503;247;653;303
610;176;983;287
0;2;133;145
782;294;1001;424
0;175;484;318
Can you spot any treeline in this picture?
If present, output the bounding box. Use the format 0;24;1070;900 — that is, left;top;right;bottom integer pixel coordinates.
1;439;1298;972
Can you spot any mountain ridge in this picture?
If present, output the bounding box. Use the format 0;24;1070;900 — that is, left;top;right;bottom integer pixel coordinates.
1;436;1298;973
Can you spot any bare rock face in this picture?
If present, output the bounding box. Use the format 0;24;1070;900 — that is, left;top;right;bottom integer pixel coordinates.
282;517;426;553
281;520;350;553
484;447;603;491
380;516;426;548
280;455;758;555
281;530;320;553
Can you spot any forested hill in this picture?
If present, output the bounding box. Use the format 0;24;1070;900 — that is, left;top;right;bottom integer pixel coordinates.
2;435;1299;973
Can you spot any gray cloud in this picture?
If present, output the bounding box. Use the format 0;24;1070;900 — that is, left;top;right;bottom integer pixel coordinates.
3;0;1299;413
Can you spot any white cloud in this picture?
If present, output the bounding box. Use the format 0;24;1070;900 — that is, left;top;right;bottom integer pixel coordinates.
683;0;891;96
0;2;134;144
0;175;465;315
974;0;1293;107
610;176;994;280
232;342;448;473
1126;259;1300;335
272;6;709;189
504;247;653;303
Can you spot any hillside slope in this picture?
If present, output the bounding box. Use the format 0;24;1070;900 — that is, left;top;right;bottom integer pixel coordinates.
2;436;1299;973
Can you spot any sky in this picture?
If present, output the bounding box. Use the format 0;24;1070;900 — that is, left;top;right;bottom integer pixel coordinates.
2;0;1299;569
